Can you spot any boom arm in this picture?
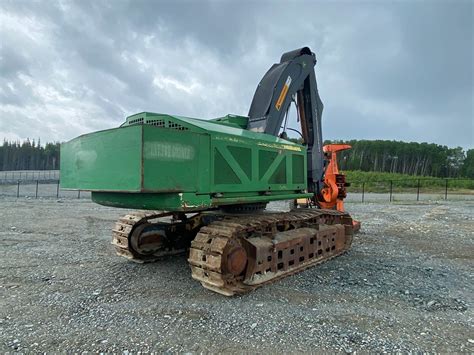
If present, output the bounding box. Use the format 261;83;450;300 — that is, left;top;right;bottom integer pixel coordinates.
247;47;324;194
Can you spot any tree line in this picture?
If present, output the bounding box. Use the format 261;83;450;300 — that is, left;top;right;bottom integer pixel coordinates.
0;138;473;179
325;139;473;178
0;139;60;171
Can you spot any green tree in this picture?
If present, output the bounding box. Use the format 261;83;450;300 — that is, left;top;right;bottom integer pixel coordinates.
461;149;474;178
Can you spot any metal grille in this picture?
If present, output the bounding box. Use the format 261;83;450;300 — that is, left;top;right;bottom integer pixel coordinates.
147;119;166;127
168;122;188;130
128;117;144;125
125;117;189;131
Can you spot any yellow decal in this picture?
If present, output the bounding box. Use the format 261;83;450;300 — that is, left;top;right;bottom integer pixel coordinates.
257;142;302;152
275;76;292;111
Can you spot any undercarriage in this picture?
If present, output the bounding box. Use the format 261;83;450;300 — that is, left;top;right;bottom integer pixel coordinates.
112;208;354;296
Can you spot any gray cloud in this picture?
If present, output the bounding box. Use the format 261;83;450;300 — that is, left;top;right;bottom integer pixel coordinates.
0;0;472;148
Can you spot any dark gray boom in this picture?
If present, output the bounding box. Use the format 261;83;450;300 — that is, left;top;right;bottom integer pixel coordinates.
247;47;325;194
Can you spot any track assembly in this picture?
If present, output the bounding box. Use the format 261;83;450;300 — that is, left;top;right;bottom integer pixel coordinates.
188;209;353;295
112;209;353;295
112;211;196;263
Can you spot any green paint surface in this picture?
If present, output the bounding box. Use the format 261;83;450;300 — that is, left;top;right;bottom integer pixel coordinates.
61;112;309;210
60;125;143;191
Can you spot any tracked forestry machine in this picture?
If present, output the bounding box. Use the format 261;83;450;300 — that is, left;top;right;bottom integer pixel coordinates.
61;47;358;296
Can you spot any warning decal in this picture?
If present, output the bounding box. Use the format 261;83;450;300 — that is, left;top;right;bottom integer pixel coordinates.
275;76;292;111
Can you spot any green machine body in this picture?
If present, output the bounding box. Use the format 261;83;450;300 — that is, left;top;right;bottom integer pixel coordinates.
60;112;312;211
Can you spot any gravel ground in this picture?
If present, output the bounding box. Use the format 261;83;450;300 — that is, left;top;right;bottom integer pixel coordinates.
0;197;473;352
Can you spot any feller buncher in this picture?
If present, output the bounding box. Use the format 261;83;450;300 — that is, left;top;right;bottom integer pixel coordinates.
61;47;359;296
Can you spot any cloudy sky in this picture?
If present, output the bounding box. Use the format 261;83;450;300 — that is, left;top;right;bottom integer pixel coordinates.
0;0;472;148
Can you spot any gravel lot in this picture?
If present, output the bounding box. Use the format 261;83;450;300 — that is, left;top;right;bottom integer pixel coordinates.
1;197;473;352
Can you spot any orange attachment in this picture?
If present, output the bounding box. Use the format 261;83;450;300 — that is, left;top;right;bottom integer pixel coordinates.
317;144;352;211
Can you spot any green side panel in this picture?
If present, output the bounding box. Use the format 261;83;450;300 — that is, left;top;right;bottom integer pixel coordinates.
210;137;306;194
214;148;240;185
259;150;278;179
142;126;207;192
228;146;252;180
60;125;143;191
292;155;305;184
268;157;286;184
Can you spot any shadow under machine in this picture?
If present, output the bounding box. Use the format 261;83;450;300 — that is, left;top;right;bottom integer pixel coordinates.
61;47;358;296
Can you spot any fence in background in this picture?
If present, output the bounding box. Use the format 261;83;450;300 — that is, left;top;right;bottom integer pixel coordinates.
346;177;474;202
0;179;90;199
0;170;60;183
0;171;472;202
0;170;88;199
